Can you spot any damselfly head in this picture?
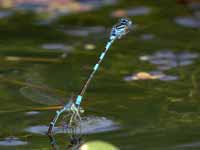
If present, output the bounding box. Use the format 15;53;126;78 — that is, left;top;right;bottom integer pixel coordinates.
119;17;132;30
111;17;133;39
120;18;132;25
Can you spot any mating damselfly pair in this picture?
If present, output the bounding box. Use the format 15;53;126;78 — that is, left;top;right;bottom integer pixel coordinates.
20;18;133;144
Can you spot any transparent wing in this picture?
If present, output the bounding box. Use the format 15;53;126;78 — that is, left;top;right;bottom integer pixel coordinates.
20;86;64;105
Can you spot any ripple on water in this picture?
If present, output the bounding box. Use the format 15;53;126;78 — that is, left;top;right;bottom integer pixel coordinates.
126;6;151;16
63;26;106;37
176;141;200;148
41;43;73;52
139;50;199;71
159;75;179;81
124;71;179;81
175;16;200;28
168;101;199;113
5;0;118;16
0;137;27;146
79;0;117;7
152;50;176;59
111;6;151;17
140;34;155;41
25;111;40;116
178;52;199;59
24;116;119;135
0;11;12;19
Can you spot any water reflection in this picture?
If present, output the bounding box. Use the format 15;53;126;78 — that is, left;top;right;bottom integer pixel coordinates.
140;33;155;41
25;116;119;135
84;44;96;51
124;71;178;81
125;50;198;82
41;43;73;52
140;50;199;71
0;137;28;146
175;16;200;28
111;6;151;18
0;0;118;15
176;0;200;28
25;111;40;116
0;10;12;19
63;26;106;37
48;134;82;150
176;141;200;149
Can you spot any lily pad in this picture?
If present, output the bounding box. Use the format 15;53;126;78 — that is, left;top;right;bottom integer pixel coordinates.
80;140;119;150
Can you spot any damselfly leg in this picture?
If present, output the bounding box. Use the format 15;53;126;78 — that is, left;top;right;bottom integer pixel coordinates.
48;101;84;139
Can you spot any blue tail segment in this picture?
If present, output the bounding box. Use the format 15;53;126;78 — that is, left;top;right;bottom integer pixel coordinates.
99;52;105;60
106;42;112;50
76;95;83;105
93;64;99;71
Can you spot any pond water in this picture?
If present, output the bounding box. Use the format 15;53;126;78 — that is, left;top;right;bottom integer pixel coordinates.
1;47;200;150
0;137;27;146
63;26;106;37
124;71;179;81
0;1;200;150
0;0;118;16
139;50;199;70
41;43;73;52
25;111;40;116
25;116;119;135
0;11;12;19
111;6;151;18
175;16;200;28
140;34;155;41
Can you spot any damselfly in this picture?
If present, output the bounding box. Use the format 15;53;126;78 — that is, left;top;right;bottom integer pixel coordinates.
17;18;133;143
46;18;132;138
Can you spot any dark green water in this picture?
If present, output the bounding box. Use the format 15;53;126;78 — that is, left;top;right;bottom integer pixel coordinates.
0;0;200;149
